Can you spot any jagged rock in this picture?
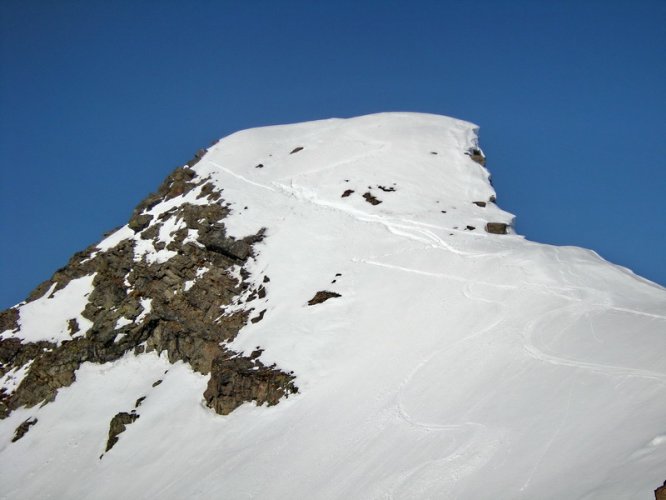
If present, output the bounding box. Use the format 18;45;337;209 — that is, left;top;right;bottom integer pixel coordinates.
199;227;252;261
11;417;37;442
308;291;341;306
289;146;304;154
251;310;266;324
465;148;486;166
6;338;93;413
67;318;80;335
128;213;153;232
363;192;382;205
473;201;486;207
105;411;139;452
0;338;55;376
204;350;297;415
485;222;509;235
197;182;222;201
186;149;207;168
131;166;199;218
0;338;23;368
0;308;19;333
341;189;354;198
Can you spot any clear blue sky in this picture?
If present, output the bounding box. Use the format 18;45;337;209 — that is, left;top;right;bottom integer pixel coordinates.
1;0;665;308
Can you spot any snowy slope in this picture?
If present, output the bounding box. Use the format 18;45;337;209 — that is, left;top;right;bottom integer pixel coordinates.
1;112;665;499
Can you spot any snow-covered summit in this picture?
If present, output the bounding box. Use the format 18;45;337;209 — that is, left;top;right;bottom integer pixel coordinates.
1;113;665;499
202;112;511;240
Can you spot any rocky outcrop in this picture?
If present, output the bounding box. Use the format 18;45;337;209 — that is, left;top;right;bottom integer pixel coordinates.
204;348;297;415
363;192;382;205
465;148;485;166
0;308;19;333
11;417;37;442
307;291;341;306
0;153;297;423
485;222;509;235
105;412;139;452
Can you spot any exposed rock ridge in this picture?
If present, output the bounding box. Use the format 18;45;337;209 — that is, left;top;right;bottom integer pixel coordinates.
0;150;297;429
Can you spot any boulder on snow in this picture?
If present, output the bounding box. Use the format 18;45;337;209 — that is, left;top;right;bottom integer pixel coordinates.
485;222;508;235
465;148;486;166
204;352;297;415
11;417;37;442
105;412;139;452
307;291;341;306
363;192;382;205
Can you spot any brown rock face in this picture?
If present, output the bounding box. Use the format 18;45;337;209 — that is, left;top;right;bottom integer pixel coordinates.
0;150;297;423
466;148;486;166
363;192;382;205
485;222;509;235
105;412;139;452
0;308;19;333
204;349;297;415
307;291;341;306
12;417;37;442
656;481;666;500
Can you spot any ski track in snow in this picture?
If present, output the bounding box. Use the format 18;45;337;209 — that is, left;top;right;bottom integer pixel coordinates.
522;302;666;383
519;381;575;492
274;133;388;182
208;160;278;193
207;146;666;495
209;155;666;325
207;153;512;261
385;307;505;497
359;259;666;321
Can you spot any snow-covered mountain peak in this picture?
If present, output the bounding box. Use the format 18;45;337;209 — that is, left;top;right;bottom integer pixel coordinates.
1;113;665;499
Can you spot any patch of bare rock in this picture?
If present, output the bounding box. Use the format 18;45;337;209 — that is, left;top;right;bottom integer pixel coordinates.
0;149;298;449
363;192;382;205
307;291;342;306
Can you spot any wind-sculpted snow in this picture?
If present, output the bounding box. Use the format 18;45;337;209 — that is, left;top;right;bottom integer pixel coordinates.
1;112;665;499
